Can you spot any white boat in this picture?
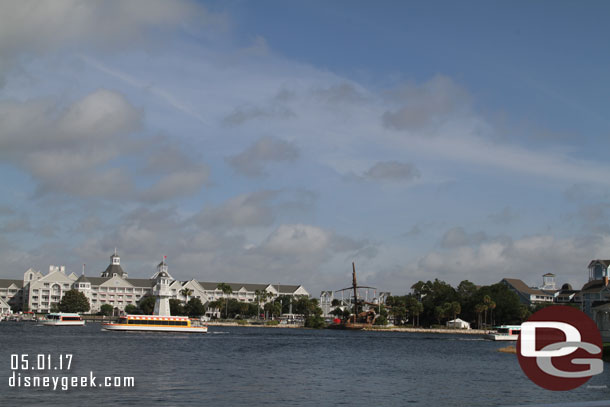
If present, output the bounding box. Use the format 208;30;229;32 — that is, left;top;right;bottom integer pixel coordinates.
485;325;521;341
102;260;207;334
43;313;86;326
102;315;207;333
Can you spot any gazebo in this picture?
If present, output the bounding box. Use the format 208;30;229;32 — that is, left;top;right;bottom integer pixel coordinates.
446;318;470;329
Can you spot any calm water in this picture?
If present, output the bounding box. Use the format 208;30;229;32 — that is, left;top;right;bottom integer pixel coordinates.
2;323;610;406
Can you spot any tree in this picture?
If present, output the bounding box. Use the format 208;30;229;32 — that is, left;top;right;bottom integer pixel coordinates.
434;305;447;325
472;284;522;325
483;295;491;327
170;299;184;315
99;304;113;316
264;301;282;319
255;289;272;319
457;280;477;300
124;304;139;314
474;303;487;329
217;283;233;319
411;279;458;327
58;289;90;313
304;314;326;329
413;301;424;327
488;300;496;326
207;299;224;318
448;301;461;323
405;296;423;327
390;305;407;325
180;288;193;304
138;295;156;315
292;296;324;328
186;298;205;317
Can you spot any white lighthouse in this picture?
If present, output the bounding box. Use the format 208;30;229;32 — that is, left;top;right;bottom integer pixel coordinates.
152;257;172;316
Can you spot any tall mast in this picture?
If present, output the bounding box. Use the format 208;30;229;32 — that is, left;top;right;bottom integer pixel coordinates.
352;262;358;315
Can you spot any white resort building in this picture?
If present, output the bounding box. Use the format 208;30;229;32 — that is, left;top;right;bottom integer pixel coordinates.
0;252;309;315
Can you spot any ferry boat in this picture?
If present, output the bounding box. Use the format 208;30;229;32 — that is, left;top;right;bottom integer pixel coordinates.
102;259;207;334
102;315;207;333
43;313;86;326
484;325;521;341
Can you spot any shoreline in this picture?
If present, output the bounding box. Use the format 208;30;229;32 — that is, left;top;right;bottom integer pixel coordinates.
364;326;487;335
207;321;488;335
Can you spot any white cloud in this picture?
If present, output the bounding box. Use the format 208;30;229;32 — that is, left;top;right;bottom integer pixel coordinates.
363;161;420;182
0;89;209;201
440;227;490;249
382;75;472;131
0;0;205;57
262;224;331;255
390;232;610;289
226;136;299;177
193;191;278;229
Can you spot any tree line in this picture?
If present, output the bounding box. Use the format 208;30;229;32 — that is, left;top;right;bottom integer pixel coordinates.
381;279;529;328
51;284;325;328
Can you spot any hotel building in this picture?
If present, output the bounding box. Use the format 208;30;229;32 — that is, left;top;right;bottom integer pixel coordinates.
0;252;309;315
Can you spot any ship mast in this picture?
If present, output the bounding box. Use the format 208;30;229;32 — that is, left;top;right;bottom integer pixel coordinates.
335;262;376;317
352;262;358;315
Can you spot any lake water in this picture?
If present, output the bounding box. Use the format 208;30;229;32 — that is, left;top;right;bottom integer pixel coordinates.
2;323;610;406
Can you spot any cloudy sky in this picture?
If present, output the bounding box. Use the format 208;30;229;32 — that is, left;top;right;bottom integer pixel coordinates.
1;0;609;295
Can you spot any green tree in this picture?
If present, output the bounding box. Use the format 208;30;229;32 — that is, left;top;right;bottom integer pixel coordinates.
124;304;139;314
264;301;282;319
488;300;496;326
457;280;478;300
449;301;461;322
186;298;205;317
304;314;326;328
138;295;156;315
180;287;193;304
474;303;487;329
434;305;446;325
472;284;522;325
170;299;184;315
208;299;224;318
413;301;424;326
255;289;272;319
411;279;458;327
217;283;233;319
99;304;113;316
405;296;423;327
292;296;324;328
390;304;407;325
483;295;491;327
58;289;90;313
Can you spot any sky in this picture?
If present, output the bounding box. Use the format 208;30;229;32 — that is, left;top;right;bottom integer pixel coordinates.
1;0;610;296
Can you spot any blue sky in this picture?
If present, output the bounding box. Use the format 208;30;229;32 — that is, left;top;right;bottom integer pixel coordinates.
1;0;610;295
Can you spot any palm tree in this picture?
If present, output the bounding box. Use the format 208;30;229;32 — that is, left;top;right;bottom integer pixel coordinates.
207;299;224;318
255;289;272;319
488;300;496;326
414;301;423;327
450;301;461;324
475;303;487;329
180;287;193;304
483;295;491;327
217;283;233;319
